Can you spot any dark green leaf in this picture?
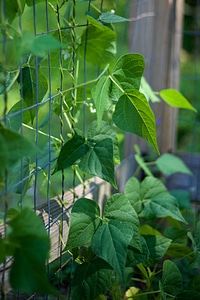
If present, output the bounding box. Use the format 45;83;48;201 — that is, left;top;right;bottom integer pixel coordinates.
143;235;172;266
53;131;89;173
72;257;113;300
87;120;120;164
79;25;116;66
160;89;197;112
175;290;200;300
126;236;149;266
66;198;101;250
91;220;133;278
18;66;48;122
79;138;117;188
7;157;31;197
103;193;141;251
0;0;26;23
124;176;142;213
0;238;6;264
162;260;183;295
0;124;37;176
8;208;56;294
113;90;159;153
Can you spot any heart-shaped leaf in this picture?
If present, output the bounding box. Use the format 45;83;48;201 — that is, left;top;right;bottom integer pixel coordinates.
66;198;101;250
113;89;159;153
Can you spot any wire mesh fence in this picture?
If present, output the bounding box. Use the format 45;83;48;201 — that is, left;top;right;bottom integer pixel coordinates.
0;0;199;299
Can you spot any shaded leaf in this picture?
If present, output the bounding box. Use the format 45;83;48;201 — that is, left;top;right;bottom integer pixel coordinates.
18;66;48;122
126;236;149;266
79;138;117;188
175;290;200;300
72;257;113;300
7;100;32;132
79;25;116;66
91;220;133;278
113;90;159;153
160;89;197;112
8;208;56;294
0;124;36;176
53;131;89;173
162;260;183;295
143;235;172;266
66;198;101;250
87;120;120;164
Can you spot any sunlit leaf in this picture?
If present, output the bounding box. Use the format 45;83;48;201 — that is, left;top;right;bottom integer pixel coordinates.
99;12;129;24
92;75;111;127
160;89;197;112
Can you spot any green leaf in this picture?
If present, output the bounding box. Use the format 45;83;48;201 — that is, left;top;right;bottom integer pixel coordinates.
7;100;32;132
124;177;142;213
0;68;19;95
0;124;36;177
79;138;117;188
126;236;149;266
162;260;183;295
31;34;63;57
140;76;160;103
18;66;48;122
139;177;187;223
124;176;187;223
72;257;113;300
143;235;172;266
53;131;89;174
103;193;138;226
160;89;197;112
112;53;145;92
79;24;116;66
0;239;6;264
113;89;159;153
92;75;111;127
175;290;200;300
7;157;31;196
0;0;26;23
166;243;191;258
91;220;133;278
66;198;101;250
156;153;192;175
134;152;153;177
188;221;200;268
7;208;56;294
99;12;129;23
87;120;120;164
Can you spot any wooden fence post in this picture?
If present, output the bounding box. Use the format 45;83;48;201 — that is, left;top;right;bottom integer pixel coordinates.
125;0;183;156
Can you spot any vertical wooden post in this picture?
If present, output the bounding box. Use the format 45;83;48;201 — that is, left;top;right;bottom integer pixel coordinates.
125;0;183;156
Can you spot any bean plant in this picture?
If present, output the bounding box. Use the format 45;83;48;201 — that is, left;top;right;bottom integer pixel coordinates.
0;1;198;299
